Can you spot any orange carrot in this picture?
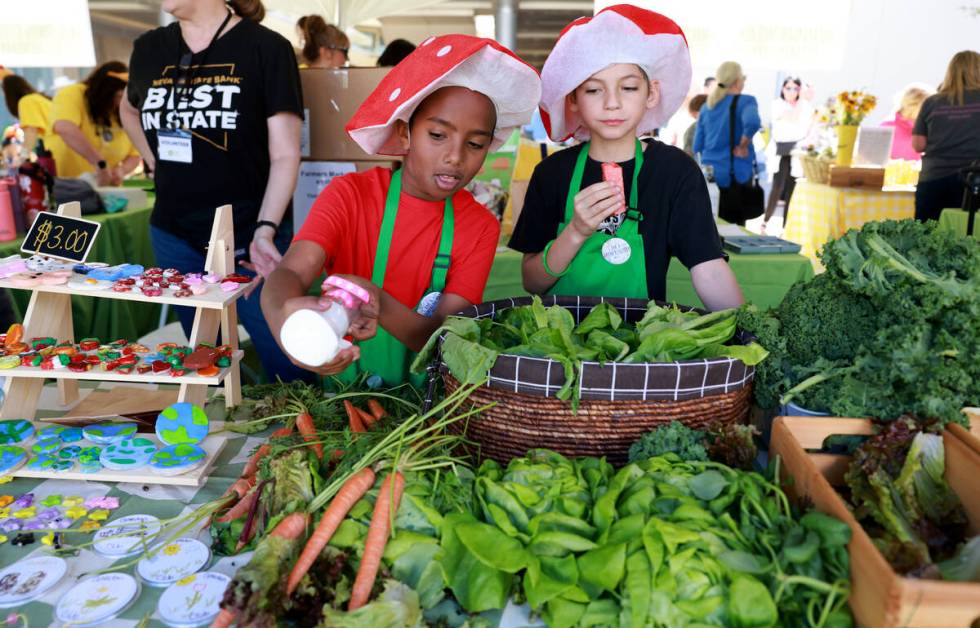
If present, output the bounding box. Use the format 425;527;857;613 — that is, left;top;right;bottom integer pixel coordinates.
295;411;323;460
218;485;260;523
285;467;376;595
345;400;365;433
223;478;253;500
211;608;236;628
270;512;309;540
349;471;405;610
241;425;294;478
366;399;387;422
356;407;377;430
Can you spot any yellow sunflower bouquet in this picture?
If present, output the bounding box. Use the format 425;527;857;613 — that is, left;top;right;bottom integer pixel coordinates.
835;90;877;125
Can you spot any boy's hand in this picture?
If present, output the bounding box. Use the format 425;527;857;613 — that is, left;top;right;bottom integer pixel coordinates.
330;274;381;341
275;294;363;376
569;181;625;239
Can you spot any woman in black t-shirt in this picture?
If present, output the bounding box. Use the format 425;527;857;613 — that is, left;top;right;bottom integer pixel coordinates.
120;0;312;383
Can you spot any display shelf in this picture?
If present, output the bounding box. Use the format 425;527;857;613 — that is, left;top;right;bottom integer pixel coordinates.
0;351;242;386
11;433;229;487
0;279;249;310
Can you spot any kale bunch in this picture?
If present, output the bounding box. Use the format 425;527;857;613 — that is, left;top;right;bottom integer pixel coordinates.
739;220;980;424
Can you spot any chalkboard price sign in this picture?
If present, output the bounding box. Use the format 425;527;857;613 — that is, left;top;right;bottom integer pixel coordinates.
21;212;101;262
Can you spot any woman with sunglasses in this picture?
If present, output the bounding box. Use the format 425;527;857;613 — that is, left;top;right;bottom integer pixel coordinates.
120;0;312;384
297;15;349;69
763;76;812;228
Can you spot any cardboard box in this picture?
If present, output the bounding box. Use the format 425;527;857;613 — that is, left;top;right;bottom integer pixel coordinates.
828;165;886;189
300;68;391;162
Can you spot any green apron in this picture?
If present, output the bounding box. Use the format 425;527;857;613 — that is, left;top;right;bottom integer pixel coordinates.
548;140;648;298
338;169;454;387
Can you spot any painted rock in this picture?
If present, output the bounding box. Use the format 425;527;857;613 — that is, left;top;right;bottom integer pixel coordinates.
58;445;82;460
0;420;34;445
182;347;217;370
31;438;61;455
78;446;102;466
26;455;73;472
0;445;27;476
155;403;209;445
150;444;207;476
100;438;157;470
83;422;137;445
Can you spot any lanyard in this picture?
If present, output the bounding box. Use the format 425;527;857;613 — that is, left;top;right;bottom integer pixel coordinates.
371;169;454;294
565;139;644;223
172;10;233;117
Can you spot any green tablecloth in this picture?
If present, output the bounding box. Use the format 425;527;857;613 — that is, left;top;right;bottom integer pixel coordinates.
0;204;162;341
485;247;813;310
0;402;251;626
938;208;979;240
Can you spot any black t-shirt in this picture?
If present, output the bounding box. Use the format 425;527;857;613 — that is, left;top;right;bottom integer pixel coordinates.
508;140;724;301
127;19;303;254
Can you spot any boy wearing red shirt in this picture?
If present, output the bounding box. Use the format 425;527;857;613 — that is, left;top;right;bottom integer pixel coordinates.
262;36;540;385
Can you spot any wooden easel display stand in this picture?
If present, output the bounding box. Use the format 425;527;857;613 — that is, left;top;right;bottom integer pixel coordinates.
0;202;245;419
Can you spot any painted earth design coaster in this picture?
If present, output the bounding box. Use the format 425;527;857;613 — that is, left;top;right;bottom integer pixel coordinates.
0;555;69;608
36;425;65;441
0;446;27;476
78;446;101;466
150;444;207;476
156;403;210;445
58;445;82;460
0;420;34;445
83;421;138;445
59;427;83;443
137;538;210;586
92;514;162;557
26;454;73;472
31;438;60;455
55;572;139;626
100;438;156;470
157;571;229;627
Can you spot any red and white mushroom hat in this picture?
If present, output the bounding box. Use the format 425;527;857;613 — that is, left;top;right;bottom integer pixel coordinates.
540;4;692;142
346;34;541;156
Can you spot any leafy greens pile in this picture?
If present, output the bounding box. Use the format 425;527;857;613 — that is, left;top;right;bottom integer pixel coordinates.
414;297;767;402
739;220;980;423
628;420;760;471
844;417;977;580
441;450;852;627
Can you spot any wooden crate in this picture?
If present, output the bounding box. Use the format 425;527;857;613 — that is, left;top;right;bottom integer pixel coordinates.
829;165;886;189
770;416;980;628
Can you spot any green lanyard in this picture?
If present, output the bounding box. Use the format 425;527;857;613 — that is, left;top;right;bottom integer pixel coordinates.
564;139;644;223
371;169;454;295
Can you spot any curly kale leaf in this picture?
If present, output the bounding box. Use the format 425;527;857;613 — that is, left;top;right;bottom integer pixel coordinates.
628;421;708;463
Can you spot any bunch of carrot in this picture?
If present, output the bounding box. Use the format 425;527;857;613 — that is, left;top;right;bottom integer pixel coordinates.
343;398;387;433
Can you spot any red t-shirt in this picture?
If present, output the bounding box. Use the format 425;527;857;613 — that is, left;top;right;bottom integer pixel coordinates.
295;167;501;309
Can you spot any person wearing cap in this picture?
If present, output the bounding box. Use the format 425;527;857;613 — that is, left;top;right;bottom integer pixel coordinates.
49;61;140;184
510;5;743;311
262;35;541;386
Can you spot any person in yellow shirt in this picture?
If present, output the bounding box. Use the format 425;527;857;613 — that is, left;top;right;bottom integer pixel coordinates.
2;74;53;162
50;61;140;184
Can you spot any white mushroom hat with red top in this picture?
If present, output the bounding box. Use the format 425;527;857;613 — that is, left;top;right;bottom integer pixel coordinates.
346;34;542;156
539;4;692;142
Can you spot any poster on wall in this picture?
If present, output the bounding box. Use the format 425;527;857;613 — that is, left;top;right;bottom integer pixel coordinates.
2;1;96;67
292;161;358;229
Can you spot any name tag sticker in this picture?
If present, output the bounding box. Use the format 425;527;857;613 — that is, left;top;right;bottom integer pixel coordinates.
158;129;193;163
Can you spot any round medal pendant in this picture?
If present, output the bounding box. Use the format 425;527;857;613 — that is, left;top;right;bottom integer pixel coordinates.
416;291;442;317
601;237;632;265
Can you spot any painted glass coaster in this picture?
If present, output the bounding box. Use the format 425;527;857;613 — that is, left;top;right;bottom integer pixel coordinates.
83;421;137;445
92;514;162;557
156;403;210;445
157;571;229;627
55;572;140;627
137;538;211;587
31;437;60;455
0;446;27;476
150;444;207;476
0;419;34;445
100;437;157;471
26;454;73;473
0;555;69;608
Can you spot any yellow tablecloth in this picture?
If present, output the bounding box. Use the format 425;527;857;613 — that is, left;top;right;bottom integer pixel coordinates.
784;181;915;269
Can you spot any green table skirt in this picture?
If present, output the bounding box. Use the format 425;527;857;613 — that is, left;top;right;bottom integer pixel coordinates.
0;205;162;341
485;247;813;310
938;208;979;240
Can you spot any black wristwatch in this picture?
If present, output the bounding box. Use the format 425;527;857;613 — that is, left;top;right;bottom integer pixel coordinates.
97;160;107;170
255;220;279;236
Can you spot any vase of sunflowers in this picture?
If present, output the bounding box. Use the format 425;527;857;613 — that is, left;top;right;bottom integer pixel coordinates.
833;90;877;166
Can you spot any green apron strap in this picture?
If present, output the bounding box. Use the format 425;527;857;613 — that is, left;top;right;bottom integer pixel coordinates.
563;140;644;223
429;198;453;292
371;169;403;286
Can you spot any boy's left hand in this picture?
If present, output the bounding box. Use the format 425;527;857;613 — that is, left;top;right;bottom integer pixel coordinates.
331;274;381;341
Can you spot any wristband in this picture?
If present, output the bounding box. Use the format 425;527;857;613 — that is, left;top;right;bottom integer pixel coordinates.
542;240;570;278
255;220;279;236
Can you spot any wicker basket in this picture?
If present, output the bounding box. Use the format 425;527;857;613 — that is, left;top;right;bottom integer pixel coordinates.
801;154;832;184
438;296;755;464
